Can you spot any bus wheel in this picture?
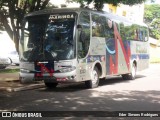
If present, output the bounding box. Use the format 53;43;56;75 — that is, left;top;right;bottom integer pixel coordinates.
122;63;136;80
44;82;58;89
85;67;99;88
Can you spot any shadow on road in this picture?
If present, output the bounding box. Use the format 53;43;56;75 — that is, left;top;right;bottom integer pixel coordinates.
0;71;159;114
99;74;146;86
40;83;87;93
1;65;159;119
38;75;147;93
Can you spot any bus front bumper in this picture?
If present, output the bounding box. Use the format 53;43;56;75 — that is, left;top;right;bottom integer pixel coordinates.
19;70;77;83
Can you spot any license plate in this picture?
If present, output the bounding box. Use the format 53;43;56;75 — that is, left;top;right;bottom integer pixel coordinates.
35;76;56;80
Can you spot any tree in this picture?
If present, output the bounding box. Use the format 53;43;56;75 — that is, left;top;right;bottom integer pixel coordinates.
0;0;147;52
149;18;160;40
144;4;160;40
70;0;147;11
0;0;52;52
144;4;160;24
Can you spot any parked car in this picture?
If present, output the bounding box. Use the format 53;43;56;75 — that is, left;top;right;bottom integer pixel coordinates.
8;50;19;66
0;54;11;69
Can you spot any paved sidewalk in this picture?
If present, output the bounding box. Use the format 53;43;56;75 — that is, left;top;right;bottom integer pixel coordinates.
0;72;44;92
0;73;19;82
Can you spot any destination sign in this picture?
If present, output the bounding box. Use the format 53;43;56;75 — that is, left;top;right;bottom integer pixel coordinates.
49;14;74;20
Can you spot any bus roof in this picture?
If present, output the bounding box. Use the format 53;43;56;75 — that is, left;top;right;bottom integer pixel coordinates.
25;8;83;17
25;7;147;27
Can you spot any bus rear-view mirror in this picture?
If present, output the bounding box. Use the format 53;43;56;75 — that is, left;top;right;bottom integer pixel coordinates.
77;25;82;31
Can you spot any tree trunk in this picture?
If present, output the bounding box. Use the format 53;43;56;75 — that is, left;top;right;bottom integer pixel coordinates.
0;11;13;39
0;11;19;53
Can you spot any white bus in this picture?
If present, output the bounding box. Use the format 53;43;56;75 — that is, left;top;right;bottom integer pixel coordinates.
19;8;149;88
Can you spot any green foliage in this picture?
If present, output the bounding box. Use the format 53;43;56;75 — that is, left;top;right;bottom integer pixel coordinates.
144;4;160;40
144;4;160;24
71;0;147;10
150;18;160;39
0;0;51;52
0;68;19;73
0;0;149;52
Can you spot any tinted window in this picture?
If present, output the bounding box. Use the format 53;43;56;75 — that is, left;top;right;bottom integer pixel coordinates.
124;24;148;42
78;11;90;58
21;13;76;62
92;14;106;37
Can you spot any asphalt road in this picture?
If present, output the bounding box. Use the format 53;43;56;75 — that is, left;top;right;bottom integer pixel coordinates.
0;64;160;119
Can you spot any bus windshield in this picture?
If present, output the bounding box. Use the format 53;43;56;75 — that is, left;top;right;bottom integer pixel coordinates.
20;13;76;62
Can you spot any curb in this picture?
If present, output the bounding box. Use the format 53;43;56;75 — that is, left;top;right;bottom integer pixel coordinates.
0;83;45;92
3;80;20;82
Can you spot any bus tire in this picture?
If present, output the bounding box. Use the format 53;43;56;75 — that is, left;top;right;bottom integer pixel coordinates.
44;82;58;88
85;67;99;88
122;63;136;80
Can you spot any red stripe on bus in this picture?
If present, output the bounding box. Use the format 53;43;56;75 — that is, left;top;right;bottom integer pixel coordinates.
114;23;130;71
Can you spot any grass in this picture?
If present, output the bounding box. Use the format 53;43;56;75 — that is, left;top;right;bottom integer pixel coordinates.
0;68;20;73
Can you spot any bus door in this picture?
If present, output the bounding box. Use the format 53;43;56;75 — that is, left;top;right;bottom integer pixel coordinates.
77;11;91;81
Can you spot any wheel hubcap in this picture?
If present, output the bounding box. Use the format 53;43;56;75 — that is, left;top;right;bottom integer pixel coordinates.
132;65;136;77
92;70;98;84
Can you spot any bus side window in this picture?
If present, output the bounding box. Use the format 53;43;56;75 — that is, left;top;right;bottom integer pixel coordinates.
139;30;143;41
78;11;90;58
105;18;114;40
144;28;149;42
92;14;105;37
134;29;138;40
119;23;126;40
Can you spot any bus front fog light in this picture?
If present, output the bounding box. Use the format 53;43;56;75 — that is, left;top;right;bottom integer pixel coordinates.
67;75;76;80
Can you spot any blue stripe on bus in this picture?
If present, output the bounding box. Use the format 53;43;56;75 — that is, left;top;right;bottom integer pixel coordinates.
105;45;116;55
131;54;150;60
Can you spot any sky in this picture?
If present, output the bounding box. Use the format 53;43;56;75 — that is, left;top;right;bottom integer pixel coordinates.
145;0;160;4
50;0;80;7
50;0;160;5
50;0;66;5
0;31;15;54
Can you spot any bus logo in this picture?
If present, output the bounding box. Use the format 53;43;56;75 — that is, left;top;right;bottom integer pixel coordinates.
49;14;74;20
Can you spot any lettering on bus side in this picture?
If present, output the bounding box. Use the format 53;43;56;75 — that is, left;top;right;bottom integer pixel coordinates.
136;44;148;53
80;69;86;74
